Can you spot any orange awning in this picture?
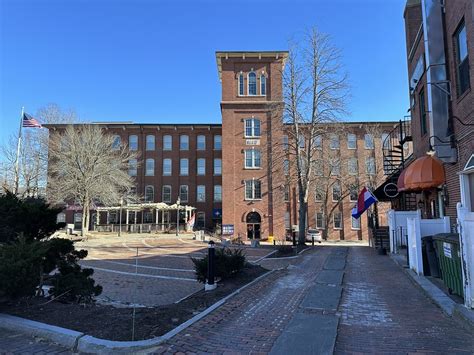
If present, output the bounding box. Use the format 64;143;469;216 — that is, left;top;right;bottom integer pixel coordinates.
403;155;445;191
397;168;407;192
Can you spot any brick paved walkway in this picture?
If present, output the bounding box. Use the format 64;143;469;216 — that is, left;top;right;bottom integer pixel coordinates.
150;247;332;354
335;246;474;354
0;328;71;354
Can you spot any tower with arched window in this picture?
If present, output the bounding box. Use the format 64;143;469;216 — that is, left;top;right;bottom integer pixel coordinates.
216;51;288;241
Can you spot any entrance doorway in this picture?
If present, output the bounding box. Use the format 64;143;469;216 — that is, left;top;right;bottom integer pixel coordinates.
246;212;261;239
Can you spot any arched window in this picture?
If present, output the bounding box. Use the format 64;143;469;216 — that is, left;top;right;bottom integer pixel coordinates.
238;73;244;96
248;72;257;95
145;185;154;202
260;74;266;95
145;158;155;176
163;135;172;150
180;135;189;150
112;135;121;150
129;135;138;151
146;135;155;151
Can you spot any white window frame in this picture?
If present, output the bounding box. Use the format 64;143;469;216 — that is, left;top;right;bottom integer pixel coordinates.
283;135;289;150
129;135;138;151
146;135;155;151
347;133;357;149
180;135;189;150
366;156;376;175
330;159;340;176
163;135;172;151
351;216;361;230
260;73;266;96
197;135;206;150
196;212;206;229
330;134;340;150
364;134;374;149
214;135;222;150
214;158;222;176
285;211;290;229
162;185;172;203
315;188;323;202
163;158;172;176
57;212;66;224
313;135;322;150
316;212;324;229
214;185;222;202
145;158;155;176
244;149;261;169
238;72;244;96
197;158;206;175
284;159;289;176
128;159;137;176
179;185;188;202
348;158;358;176
112;135;121;150
244;118;261;138
145;185;154;202
333;212;343;230
349;187;358;202
245;179;262;200
197;185;206;202
248;71;257;96
180;158;189;176
332;181;341;202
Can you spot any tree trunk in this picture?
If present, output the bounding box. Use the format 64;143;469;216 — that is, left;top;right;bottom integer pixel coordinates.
81;195;90;237
298;188;307;245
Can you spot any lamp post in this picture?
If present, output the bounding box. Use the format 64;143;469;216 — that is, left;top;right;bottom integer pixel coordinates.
118;197;123;237
176;196;181;236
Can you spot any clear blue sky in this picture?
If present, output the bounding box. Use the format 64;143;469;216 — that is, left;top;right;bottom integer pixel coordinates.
0;0;409;146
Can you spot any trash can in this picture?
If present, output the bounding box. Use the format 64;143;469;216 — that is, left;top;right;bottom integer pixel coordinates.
432;233;463;297
421;236;440;278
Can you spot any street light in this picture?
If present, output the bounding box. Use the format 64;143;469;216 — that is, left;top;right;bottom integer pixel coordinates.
176;196;181;236
118;197;123;237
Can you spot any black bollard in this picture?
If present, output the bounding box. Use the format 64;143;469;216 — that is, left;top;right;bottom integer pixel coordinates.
312;236;314;246
205;240;216;291
292;232;296;247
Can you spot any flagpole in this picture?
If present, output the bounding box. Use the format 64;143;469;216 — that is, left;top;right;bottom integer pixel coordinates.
14;107;24;195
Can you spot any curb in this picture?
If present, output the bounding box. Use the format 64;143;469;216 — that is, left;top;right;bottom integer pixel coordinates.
0;269;276;353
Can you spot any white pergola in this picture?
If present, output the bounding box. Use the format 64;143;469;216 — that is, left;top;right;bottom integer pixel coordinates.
95;202;196;232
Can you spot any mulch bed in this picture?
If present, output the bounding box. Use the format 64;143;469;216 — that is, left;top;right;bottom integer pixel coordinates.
0;264;267;341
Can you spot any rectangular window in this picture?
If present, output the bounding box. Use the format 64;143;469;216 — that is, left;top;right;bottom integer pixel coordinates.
180;135;189;150
245;118;261;137
197;185;206;202
144;211;153;223
197;135;206;150
214;135;222;150
285;211;290;229
351;216;361;230
146;135;155;151
283;135;289;150
364;134;374;149
316;212;324;229
315;187;323;202
196;212;205;229
163;135;172;150
348;158;358;175
180;158;189;176
129;135;138;151
347;134;357;149
245;180;262;200
128;159;137;176
163;158;172;176
330;134;339;149
112;135;121;150
284;159;289;176
381;133;390;150
145;186;154;202
419;89;427;135
214;159;222;175
298;135;305;149
284;184;290;201
179;185;188;202
244;149;261;169
162;185;172;203
145;158;155;176
332;181;341;201
349;186;358;202
366;157;376;175
455;21;470;96
313;135;322;149
197;158;206;175
313;159;323;176
214;185;222;202
333;212;342;229
57;212;66;223
330;159;340;176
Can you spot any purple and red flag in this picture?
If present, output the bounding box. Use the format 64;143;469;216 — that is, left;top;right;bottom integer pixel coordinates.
351;187;378;219
22;112;42;128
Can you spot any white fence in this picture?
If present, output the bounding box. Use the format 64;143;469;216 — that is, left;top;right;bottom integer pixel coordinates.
457;203;474;309
387;210;419;253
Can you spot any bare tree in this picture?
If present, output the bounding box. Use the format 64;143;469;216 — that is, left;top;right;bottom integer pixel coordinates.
47;125;137;236
0;104;77;196
282;28;349;244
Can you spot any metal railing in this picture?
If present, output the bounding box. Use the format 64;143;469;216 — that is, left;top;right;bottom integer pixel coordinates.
382;116;413;175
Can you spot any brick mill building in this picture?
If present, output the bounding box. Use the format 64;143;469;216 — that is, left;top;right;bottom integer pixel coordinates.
47;51;397;241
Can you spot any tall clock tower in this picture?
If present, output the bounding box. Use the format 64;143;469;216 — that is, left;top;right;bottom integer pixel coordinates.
216;51;288;241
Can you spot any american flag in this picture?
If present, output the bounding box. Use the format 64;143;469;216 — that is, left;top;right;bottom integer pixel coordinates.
22;112;42;128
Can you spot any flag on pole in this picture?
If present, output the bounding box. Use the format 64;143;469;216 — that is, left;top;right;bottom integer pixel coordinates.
22;112;42;128
351;187;378;219
187;213;195;230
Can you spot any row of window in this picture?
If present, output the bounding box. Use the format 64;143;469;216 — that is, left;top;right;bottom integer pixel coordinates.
238;71;266;96
129;158;222;176
285;133;387;150
283;157;377;176
283;212;361;231
114;134;222;151
106;210;208;228
284;182;359;203
144;184;222;203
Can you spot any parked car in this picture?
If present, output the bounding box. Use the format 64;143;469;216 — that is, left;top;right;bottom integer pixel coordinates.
306;229;322;243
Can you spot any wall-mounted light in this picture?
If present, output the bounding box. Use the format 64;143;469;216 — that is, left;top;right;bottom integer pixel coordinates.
417;199;424;210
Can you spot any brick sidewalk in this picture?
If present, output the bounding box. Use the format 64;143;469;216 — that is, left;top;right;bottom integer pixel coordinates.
150;247;332;354
335;246;474;354
0;328;71;354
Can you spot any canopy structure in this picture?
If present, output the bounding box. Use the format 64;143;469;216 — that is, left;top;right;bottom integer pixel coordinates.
400;155;445;192
397;168;408;192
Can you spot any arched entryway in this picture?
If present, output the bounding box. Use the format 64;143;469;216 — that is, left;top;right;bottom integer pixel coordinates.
246;212;261;239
